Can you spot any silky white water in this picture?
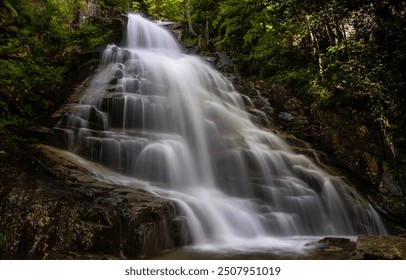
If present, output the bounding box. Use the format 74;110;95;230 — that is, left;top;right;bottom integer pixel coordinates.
56;14;386;253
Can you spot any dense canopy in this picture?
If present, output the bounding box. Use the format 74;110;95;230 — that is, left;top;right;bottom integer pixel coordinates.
0;0;405;147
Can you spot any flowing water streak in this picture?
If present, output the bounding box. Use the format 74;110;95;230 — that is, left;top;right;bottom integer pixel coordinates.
56;14;386;251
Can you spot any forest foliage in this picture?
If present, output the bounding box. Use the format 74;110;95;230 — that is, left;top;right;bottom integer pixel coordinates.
0;0;405;146
136;0;405;146
0;0;125;135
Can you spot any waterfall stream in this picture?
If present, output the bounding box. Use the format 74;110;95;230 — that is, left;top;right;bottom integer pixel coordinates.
55;14;386;253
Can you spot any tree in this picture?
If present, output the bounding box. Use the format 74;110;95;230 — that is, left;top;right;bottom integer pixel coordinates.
132;0;185;21
194;0;404;150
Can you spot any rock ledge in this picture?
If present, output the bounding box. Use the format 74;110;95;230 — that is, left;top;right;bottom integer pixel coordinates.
0;140;189;259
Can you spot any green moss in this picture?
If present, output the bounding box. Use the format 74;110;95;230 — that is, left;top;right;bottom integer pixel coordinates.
182;37;198;46
73;21;114;49
0;0;132;137
268;67;314;99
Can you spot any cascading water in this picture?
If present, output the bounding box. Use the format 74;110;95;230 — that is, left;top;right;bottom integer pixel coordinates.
55;14;386;253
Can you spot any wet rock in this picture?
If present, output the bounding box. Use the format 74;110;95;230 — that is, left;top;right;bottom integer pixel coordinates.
170;217;191;246
277;112;295;122
160;21;187;42
304;237;356;259
318;237;352;247
0;142;189;259
312;108;385;158
352;236;406;259
247;108;270;127
202;52;238;74
234;78;406;228
374;193;406;225
336;149;383;186
240;80;310;134
216;52;237;74
108;77;118;85
379;172;403;197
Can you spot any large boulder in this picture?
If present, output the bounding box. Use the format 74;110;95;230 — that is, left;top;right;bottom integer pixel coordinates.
0;140;189;259
352;236;406;259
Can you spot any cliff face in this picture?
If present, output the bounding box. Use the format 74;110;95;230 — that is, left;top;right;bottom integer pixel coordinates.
0;138;189;259
238;79;406;230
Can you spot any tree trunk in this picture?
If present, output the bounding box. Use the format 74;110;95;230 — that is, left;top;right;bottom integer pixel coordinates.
205;19;210;44
187;0;198;36
306;16;324;76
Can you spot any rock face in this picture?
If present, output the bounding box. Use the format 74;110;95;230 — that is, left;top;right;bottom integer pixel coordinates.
352;236;406;259
236;79;406;231
0;139;189;259
201;51;406;230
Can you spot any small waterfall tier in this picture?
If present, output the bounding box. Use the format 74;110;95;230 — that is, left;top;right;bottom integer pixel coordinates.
54;14;386;248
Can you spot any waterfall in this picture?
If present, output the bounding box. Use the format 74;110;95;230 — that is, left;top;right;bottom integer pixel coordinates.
55;14;386;251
